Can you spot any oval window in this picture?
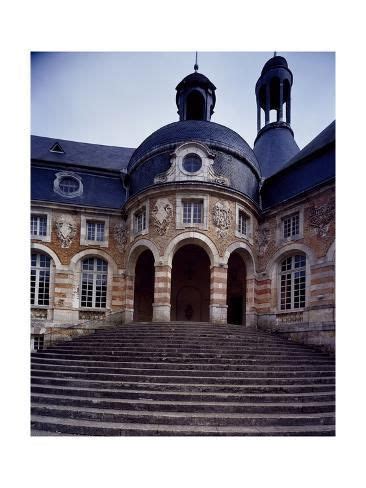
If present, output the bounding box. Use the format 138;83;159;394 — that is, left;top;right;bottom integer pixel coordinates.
58;176;80;195
182;153;202;173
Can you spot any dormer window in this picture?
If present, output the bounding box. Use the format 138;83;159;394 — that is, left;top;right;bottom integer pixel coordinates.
50;142;65;154
54;171;83;198
182;153;202;173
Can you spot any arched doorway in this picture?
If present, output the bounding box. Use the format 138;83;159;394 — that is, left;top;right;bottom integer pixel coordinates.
227;251;246;325
133;249;155;321
171;244;210;321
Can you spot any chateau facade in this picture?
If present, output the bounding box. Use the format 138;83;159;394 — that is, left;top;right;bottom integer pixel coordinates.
31;55;335;351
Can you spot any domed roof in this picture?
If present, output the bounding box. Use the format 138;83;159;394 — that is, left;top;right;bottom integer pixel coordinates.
261;56;288;75
128;120;261;174
176;72;216;91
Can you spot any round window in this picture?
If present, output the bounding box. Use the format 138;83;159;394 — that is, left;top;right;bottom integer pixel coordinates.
182;153;202;173
58;176;80;195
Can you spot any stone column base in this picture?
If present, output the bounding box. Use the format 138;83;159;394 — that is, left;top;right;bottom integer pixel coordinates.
153;303;171;322
210;304;228;324
121;309;134;324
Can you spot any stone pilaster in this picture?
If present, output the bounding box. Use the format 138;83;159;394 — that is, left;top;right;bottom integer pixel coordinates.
153;265;171;322
209;266;228;324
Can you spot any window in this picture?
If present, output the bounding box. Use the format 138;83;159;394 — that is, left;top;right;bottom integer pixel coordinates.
59;177;80;195
54;171;83;198
134;208;146;233
238;210;248;236
280;254;306;310
182;153;202;173
31;253;51;306
87;221;105;242
183;200;203;224
283;212;300;238
31;214;47;237
80;257;108;308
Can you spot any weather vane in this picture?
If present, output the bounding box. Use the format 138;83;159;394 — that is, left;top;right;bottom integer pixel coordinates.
194;51;199;72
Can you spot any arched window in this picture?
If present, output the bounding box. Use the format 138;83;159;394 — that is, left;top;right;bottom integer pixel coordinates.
80;257;108;308
186;91;205;120
31;253;51;306
279;254;306;310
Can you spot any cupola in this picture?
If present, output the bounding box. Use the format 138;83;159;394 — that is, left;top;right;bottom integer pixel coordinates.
176;62;216;121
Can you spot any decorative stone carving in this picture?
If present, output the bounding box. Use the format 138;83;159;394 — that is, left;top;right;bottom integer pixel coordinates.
309;201;335;237
114;221;128;250
255;225;271;256
212;201;233;238
152;198;173;235
55;215;77;248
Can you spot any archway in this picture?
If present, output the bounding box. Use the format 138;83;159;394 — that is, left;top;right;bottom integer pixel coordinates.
133;249;155;321
171;244;210;321
186;91;205;120
227;251;246;325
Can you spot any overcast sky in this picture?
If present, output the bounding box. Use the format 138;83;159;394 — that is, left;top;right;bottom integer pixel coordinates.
31;51;335;151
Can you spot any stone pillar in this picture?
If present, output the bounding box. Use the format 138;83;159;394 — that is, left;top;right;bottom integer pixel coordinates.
209;265;228;324
153;264;171;322
278;81;284;121
121;273;134;323
245;276;257;328
53;269;79;323
257;97;261;132
265;84;270;125
286;95;291;125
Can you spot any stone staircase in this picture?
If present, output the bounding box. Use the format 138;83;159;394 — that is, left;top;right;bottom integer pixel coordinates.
31;322;336;436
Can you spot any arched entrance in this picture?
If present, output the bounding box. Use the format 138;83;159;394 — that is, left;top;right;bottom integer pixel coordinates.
227;251;246;325
133;249;155;321
171;244;210;321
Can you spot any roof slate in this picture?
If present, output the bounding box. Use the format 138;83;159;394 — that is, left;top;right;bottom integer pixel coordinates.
31;135;135;171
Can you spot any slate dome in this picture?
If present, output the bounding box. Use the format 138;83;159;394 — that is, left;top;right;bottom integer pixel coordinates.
261;56;289;75
128;120;260;172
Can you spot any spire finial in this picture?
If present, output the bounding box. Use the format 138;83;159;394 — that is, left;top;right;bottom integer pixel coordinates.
194;51;199;72
273;51;277;57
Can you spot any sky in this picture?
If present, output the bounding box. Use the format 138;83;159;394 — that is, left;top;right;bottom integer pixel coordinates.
31;51;335;151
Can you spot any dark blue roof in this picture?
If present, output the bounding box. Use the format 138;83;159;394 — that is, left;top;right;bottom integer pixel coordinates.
31;135;135;171
254;122;300;177
128;120;261;174
31;166;126;209
176;72;216;91
261;121;335;209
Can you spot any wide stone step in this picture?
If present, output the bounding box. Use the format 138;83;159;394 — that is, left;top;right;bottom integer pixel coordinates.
31;376;335;394
30;362;335;378
30;415;335;436
31;384;336;403
31;403;335;427
31;393;336;414
33;351;334;365
30;369;336;386
31;356;335;372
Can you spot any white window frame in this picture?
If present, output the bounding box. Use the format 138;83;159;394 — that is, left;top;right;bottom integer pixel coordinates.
80;215;109;247
54;171;83;198
276;206;304;244
80;257;108;309
176;193;208;230
30;209;52;242
279;254;307;311
131;201;149;238
31;253;52;307
235;203;252;241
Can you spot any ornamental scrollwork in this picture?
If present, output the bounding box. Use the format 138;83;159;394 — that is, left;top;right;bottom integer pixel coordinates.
309;201;335;238
114;221;128;251
212;201;233;238
152;198;173;236
55;215;77;248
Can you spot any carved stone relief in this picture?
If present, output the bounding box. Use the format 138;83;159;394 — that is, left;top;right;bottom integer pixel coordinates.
114;221;128;251
309;201;335;238
255;225;271;256
152;198;173;235
55;215;77;248
212;201;233;238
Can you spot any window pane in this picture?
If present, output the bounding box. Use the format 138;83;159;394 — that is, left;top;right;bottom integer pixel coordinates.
59;177;79;194
81;257;108;308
